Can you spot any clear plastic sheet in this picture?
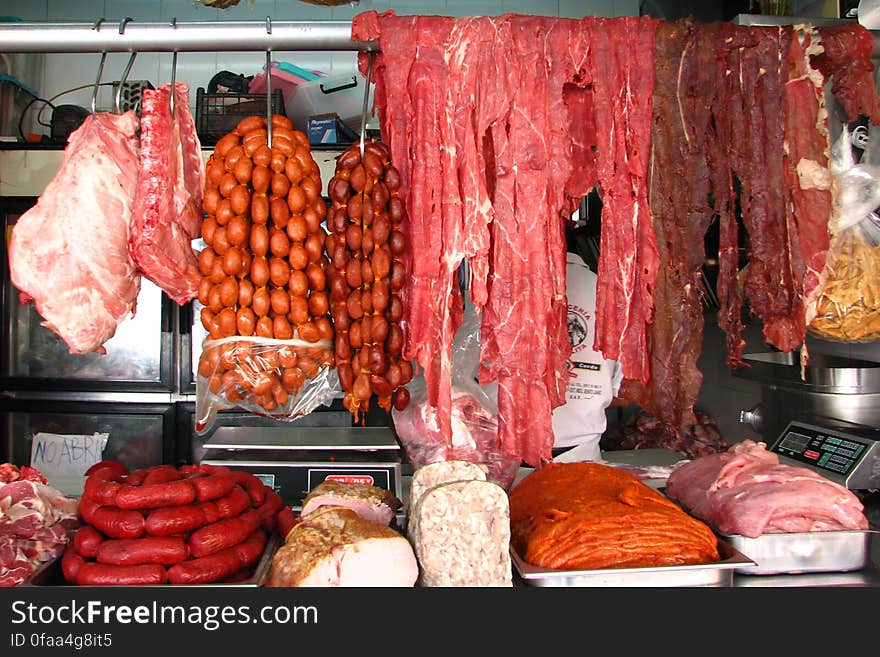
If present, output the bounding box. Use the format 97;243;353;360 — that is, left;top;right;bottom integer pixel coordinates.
809;125;880;342
392;300;518;490
195;335;340;435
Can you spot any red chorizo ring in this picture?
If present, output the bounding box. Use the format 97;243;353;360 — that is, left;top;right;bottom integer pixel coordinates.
76;562;167;586
276;505;299;540
233;528;267;570
215;485;252;519
256;490;284;532
188;509;261;558
191;474;237;502
96;537;189;566
195;463;233;476
230;471;267;507
76;495;101;525
166;547;241;585
114;479;196;510
123;469;148;486
144;501;219;537
72;525;105;559
90;507;145;540
141;464;183;486
83;478;122;506
85;459;128;482
62;547;85;584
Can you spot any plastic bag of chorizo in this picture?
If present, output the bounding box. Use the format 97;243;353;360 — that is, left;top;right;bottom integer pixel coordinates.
195;335;340;434
391;299;518;490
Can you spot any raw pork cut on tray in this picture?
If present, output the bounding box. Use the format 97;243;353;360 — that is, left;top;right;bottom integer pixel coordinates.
0;465;79;587
665;440;869;538
8;111;142;354
129;82;205;305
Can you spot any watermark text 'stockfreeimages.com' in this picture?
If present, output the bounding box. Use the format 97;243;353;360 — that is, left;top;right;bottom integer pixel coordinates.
8;598;317;643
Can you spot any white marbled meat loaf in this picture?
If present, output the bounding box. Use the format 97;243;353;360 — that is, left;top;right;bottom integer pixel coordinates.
410;479;512;587
407;460;488;546
408;460;486;512
266;506;418;587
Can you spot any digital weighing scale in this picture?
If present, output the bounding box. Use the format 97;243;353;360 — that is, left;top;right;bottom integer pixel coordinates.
199;425;403;509
770;420;880;490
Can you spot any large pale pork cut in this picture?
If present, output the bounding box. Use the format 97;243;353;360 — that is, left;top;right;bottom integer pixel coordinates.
266;506;418;587
8;111;141;354
129;83;204;304
300;480;402;525
665;440;869;538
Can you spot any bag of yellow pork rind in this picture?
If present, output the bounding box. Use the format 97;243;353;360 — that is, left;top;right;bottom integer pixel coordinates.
809;126;880;342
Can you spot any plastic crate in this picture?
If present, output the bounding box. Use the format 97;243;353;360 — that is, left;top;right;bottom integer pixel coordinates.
195;87;285;146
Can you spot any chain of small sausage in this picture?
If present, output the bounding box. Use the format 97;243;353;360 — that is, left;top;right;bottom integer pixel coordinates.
196;114;334;413
325;140;412;423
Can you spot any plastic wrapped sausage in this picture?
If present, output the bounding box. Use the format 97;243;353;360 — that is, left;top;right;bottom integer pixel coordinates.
195;115;339;434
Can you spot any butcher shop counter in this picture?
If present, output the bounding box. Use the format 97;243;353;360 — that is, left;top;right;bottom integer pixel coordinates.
508;449;880;588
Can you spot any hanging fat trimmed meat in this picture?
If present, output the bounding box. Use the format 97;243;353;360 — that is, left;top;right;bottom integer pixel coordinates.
8;111;141;355
129;82;205;305
784;26;833;330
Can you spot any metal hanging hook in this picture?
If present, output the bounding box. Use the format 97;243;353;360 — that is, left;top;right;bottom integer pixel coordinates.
170;51;178;115
92;17;105;31
359;50;374;158
118;16;132;35
169;15;179;115
91;51;108;113
115;51;138;114
265;17;273;149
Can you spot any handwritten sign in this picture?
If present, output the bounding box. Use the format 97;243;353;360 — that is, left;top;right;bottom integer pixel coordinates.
29;432;109;495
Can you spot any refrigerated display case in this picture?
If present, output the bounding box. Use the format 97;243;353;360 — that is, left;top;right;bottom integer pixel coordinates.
0;399;176;493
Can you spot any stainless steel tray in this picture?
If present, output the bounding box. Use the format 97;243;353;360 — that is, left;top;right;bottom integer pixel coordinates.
22;534;280;587
511;539;755;587
721;530;876;575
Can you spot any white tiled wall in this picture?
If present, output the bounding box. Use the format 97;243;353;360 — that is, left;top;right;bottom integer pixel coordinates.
3;0;639;111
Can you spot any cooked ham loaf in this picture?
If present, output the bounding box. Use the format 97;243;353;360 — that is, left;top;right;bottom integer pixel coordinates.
410;479;512;587
266;506;418;587
300;480;402;525
508;462;719;570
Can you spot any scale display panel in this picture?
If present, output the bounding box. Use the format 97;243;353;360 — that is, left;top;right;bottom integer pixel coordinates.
770;420;874;480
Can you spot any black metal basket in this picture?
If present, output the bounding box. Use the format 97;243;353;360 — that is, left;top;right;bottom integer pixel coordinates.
195;87;285;146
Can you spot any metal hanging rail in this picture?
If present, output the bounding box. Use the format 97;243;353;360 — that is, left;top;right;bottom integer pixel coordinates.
0;19;377;53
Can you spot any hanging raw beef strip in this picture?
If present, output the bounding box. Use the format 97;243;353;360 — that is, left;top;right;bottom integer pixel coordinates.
588;16;659;387
622;19;716;430
8;111;141;355
353;12;590;465
129;82;205;305
812;23;880;125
